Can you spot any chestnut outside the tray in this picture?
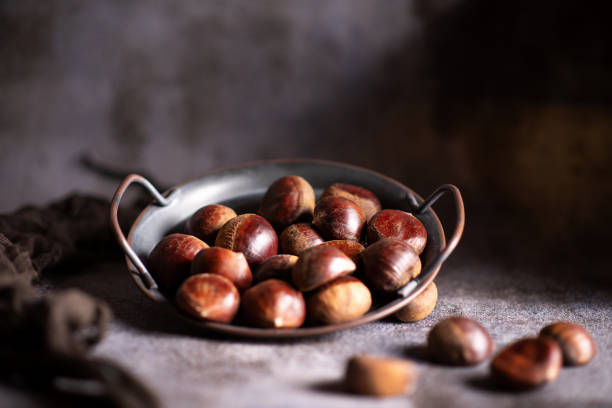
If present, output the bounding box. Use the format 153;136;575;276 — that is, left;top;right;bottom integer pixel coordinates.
112;159;464;338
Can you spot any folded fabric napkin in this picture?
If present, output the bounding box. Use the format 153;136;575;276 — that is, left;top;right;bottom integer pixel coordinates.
0;195;158;408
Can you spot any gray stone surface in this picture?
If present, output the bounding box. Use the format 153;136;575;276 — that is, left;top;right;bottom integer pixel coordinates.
39;226;611;408
32;194;612;408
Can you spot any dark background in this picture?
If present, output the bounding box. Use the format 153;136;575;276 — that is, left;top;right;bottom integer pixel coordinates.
1;0;611;280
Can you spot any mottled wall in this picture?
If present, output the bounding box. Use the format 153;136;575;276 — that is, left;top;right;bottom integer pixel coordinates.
1;0;611;267
0;1;421;204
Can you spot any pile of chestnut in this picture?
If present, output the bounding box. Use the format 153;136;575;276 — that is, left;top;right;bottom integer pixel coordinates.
341;318;596;397
147;175;430;328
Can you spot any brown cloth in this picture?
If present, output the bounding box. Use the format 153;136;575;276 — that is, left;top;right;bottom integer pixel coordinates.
0;195;158;408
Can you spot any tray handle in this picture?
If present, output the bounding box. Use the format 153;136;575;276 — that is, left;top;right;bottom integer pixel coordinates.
398;184;465;297
110;174;170;292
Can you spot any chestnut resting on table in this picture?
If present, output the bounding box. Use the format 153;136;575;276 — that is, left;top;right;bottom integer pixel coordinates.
147;175;430;329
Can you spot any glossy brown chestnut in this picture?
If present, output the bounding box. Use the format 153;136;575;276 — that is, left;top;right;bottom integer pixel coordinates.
316;240;365;263
259;175;315;230
176;273;240;323
491;337;562;389
279;223;324;255
291;245;356;291
367;209;427;254
394;282;437;322
307;276;372;324
148;233;209;295
539;322;596;366
215;213;278;267
241;279;306;328
186;204;237;245
321;183;382;222
190;247;252;291
361;238;421;292
427;316;494;365
252;254;298;283
312;196;365;241
345;355;418;397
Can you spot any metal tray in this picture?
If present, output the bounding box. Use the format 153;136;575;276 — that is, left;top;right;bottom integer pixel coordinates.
110;159;464;338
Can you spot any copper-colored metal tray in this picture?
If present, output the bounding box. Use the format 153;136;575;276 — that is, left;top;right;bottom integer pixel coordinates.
110;159;464;338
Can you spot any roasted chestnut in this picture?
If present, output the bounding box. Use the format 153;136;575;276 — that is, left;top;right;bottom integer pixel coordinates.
539;321;596;366
427;316;494;366
215;213;278;267
291;245;356;291
321;183;382;222
186;204;237;245
367;209;427;254
252;254;298;283
190;247;252;291
307;276;372;324
241;279;306;328
279;223;323;255
491;337;562;389
148;233;209;295
316;240;365;263
345;355;418;397
259;175;315;230
361;238;421;292
312;196;365;241
176;273;240;323
394;282;437;322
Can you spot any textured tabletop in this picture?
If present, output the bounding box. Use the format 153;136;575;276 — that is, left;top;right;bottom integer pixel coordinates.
4;205;607;408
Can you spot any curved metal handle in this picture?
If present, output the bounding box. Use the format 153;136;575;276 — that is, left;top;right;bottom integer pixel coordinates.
110;174;170;290
398;184;465;297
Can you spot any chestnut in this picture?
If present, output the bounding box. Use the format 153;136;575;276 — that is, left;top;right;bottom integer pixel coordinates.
345;355;418;397
259;175;315;230
291;245;356;292
491;337;562;389
241;279;306;328
427;316;494;366
361;238;421;293
316;240;365;263
321;183;382;222
148;233;209;295
215;213;278;267
394;282;437;322
312;196;365;241
307;276;372;324
190;247;252;291
279;223;323;255
539;321;596;366
367;209;427;254
252;254;298;283
186;204;237;245
176;273;240;323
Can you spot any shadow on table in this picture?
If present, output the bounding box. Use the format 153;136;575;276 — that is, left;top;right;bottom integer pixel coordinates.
309;379;351;396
